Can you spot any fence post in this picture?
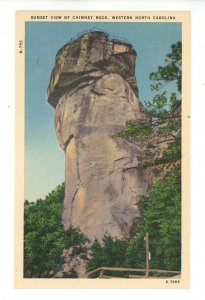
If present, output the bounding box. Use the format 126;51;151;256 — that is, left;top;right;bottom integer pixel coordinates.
145;232;149;278
99;269;104;278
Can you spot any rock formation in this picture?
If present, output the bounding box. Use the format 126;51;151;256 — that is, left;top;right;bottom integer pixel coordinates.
47;31;150;240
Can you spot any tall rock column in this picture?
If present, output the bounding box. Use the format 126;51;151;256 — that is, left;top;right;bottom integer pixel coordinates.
47;32;150;240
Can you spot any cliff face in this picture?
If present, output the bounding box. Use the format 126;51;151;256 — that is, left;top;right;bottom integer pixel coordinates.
47;32;150;240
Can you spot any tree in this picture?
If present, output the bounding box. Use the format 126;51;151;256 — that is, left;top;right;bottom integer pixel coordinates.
149;41;181;94
86;169;181;277
125;170;181;272
86;235;127;277
115;41;182;168
24;183;87;278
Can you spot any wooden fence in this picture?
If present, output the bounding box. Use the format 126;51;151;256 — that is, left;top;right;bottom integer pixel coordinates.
82;233;180;279
82;266;180;279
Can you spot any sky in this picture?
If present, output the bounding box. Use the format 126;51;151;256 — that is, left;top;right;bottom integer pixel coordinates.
25;21;181;202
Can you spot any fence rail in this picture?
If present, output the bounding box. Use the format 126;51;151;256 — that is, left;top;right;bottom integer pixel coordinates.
82;266;181;278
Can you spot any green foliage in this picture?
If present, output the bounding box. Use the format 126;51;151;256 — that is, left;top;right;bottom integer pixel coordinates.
125;170;181;271
146;91;170;118
149;41;182;93
158;119;181;137
139;140;181;169
24;183;87;278
86;235;127;277
115;121;152;140
162;140;181;161
146;41;181;117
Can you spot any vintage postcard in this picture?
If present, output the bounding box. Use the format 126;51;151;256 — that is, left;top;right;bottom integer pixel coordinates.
15;11;190;288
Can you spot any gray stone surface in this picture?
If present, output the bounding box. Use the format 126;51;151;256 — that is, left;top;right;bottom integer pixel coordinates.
48;32;151;240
